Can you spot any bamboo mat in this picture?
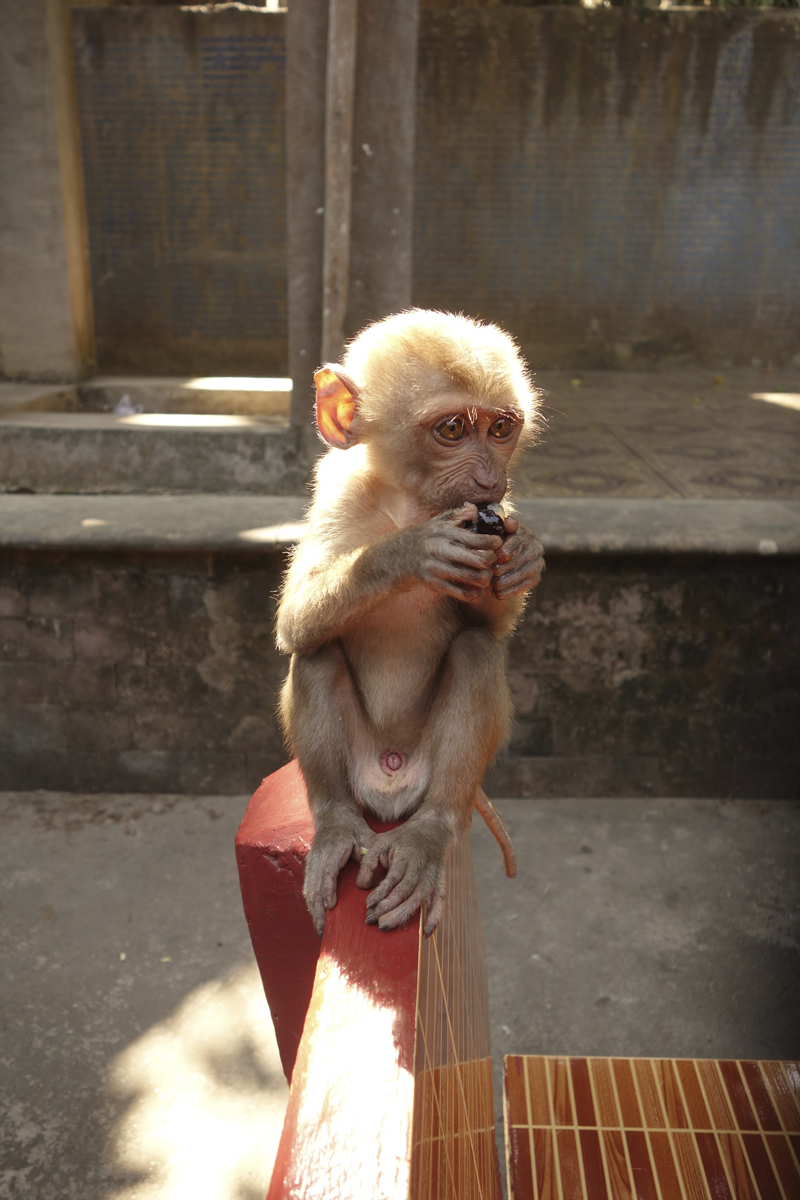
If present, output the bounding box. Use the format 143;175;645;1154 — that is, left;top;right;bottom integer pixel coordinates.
504;1056;800;1200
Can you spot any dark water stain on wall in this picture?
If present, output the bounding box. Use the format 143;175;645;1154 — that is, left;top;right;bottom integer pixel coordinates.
414;7;800;369
744;16;798;131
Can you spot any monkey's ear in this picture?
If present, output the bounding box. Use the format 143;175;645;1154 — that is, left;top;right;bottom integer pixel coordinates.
314;366;363;448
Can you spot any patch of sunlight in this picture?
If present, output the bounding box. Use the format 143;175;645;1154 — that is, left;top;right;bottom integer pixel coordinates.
185;377;292;393
293;955;415;1198
238;523;307;545
106;964;288;1200
751;392;800;413
81;518;113;527
118;413;264;429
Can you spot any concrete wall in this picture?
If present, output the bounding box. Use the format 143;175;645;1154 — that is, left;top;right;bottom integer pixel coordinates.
0;1;81;381
3;6;799;380
414;7;800;370
24;5;793;377
72;6;288;375
1;548;797;797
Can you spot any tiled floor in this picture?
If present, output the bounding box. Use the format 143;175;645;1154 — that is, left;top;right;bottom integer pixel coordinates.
516;368;800;499
504;1055;800;1200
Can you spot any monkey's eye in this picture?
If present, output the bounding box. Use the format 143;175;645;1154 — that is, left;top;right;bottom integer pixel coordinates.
434;415;466;442
488;415;517;440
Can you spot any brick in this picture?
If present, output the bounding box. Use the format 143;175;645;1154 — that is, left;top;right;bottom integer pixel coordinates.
0;619;74;663
27;576;94;618
73;616;135;662
0;706;70;755
64;709;131;754
42;662;116;706
0;663;44;704
0;587;25;618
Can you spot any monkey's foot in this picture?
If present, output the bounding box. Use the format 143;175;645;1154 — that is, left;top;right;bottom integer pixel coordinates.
356;823;449;936
303;815;375;936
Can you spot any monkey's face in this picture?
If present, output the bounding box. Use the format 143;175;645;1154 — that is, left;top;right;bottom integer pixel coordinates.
403;394;524;513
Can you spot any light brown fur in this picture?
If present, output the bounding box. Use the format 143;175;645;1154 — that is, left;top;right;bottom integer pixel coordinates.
277;309;544;935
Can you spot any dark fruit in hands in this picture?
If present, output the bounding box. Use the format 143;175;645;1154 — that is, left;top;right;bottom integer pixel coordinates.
463;504;506;537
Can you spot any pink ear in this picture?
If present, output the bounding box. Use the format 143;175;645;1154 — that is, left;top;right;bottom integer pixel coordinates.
314;366;361;448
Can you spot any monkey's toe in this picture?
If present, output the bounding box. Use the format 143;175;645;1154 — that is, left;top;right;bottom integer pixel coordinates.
356;834;392;889
304;827;369;935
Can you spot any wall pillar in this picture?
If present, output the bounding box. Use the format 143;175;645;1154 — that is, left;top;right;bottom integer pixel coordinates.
0;0;94;382
285;0;419;428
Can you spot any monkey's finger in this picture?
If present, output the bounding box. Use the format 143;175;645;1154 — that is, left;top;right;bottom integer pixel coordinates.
434;564;496;590
303;886;327;936
502;515;519;536
422;888;446;937
493;566;545;599
368;870;419;918
436;542;498;568
445;527;504;551
444;503;478;525
365;863;407;911
356;839;387;889
378;880;446;934
493;547;544;577
492;562;544;590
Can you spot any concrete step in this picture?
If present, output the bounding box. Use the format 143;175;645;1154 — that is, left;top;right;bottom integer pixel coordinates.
0;382;78;414
2;493;798;555
0;411;305;495
78;375;292;416
0;376;292;417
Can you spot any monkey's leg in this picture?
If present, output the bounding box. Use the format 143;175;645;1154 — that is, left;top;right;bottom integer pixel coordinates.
283;643;375;935
358;627;510;934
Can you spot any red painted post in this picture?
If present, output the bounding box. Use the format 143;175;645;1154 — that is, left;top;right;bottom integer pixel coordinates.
235;760;320;1082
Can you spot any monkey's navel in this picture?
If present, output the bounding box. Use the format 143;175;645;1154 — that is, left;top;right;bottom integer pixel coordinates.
381;751;405;776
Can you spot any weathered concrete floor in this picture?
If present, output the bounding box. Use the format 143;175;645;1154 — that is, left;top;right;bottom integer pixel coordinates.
1;792;798;1199
2;365;798;498
516;366;800;500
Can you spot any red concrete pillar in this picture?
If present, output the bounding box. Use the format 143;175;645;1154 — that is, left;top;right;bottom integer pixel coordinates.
235;760;321;1082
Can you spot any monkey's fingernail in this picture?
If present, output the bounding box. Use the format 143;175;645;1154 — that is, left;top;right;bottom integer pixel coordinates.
365;912;378;925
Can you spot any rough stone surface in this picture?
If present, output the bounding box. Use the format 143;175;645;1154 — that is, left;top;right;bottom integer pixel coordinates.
1;790;797;1197
0;548;797;797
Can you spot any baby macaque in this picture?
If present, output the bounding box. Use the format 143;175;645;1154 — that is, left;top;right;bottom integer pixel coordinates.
277;309;545;935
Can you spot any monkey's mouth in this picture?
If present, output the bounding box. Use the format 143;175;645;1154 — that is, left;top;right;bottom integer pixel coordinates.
380;750;406;777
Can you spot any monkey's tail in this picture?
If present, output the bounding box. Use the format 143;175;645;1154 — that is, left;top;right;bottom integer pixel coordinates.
474;788;517;879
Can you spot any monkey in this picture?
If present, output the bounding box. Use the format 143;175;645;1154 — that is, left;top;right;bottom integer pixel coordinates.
276;309;545;936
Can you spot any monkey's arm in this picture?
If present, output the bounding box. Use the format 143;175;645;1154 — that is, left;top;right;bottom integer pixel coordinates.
276;507;502;655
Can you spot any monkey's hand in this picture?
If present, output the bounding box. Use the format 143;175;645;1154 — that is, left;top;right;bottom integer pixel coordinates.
356;814;454;936
491;518;545;599
304;808;375;936
406;505;503;602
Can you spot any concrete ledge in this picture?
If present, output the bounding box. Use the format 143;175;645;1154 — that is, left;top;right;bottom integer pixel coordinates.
515;498;800;556
1;495;799;555
0;494;308;550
